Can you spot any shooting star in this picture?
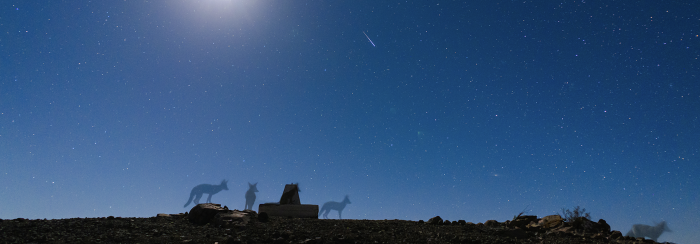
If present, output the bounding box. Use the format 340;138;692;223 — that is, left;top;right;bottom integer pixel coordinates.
363;31;376;47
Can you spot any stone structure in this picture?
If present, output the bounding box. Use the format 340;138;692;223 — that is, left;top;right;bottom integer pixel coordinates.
258;184;319;218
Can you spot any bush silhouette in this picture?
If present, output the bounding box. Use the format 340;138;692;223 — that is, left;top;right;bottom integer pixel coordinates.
560;206;591;222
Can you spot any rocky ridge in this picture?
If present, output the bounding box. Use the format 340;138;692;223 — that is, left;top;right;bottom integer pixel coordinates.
0;205;672;243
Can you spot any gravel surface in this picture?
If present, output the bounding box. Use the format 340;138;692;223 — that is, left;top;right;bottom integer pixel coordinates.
0;214;667;244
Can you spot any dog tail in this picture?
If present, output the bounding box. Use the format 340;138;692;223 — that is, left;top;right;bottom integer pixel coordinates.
183;193;194;208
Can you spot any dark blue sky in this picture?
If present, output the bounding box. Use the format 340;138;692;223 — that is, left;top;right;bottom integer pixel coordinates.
2;1;698;243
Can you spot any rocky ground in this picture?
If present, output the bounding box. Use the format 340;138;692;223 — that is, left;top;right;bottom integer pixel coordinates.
1;210;670;244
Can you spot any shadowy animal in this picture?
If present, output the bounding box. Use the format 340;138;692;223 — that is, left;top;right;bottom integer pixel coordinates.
244;182;258;210
626;221;671;242
279;183;300;204
319;195;351;219
183;179;229;208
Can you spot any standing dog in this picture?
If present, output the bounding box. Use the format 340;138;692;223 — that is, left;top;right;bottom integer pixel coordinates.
626;221;671;242
183;180;229;208
319;195;351;219
244;182;258;210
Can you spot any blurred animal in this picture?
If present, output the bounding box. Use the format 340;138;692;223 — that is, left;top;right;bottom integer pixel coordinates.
319;195;351;219
279;183;300;204
626;221;671;242
183;179;229;208
244;182;258;210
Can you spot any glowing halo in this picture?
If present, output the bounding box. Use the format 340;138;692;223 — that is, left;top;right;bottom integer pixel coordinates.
177;0;262;25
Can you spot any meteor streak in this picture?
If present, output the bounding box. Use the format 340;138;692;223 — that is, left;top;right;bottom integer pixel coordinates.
363;31;375;47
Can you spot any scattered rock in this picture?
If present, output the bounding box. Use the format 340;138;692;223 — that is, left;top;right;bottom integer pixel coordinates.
549;226;574;235
592;232;606;239
498;228;528;238
484;220;499;227
212;210;252;226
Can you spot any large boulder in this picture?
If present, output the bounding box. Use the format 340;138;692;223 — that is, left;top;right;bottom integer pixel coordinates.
610;230;623;240
510;215;537;228
571;217;610;234
427;216;443;225
595;219;611;233
188;203;228;226
546;217;612;238
188;203;257;226
537;215;563;229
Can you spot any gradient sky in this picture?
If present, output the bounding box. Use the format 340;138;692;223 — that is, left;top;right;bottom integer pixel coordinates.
1;1;698;243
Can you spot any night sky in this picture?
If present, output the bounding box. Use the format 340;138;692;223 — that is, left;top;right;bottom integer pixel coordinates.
2;1;698;243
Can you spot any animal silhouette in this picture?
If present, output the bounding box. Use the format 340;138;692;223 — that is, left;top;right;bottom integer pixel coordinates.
279;183;301;205
244;182;258;210
183;179;229;208
626;221;671;242
319;195;351;219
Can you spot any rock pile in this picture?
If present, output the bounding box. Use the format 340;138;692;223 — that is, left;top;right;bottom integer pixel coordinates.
422;214;656;243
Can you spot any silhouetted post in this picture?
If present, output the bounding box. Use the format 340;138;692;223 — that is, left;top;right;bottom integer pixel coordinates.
279;184;301;205
258;183;318;218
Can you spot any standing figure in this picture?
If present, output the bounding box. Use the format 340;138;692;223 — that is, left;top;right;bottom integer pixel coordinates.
183;179;229;208
319;195;351;219
244;182;259;210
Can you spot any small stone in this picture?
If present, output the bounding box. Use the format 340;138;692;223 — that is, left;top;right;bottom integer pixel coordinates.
538;215;563;229
213;210;252;226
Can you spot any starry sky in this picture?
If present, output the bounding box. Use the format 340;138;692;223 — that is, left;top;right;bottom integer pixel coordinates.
1;1;698;243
